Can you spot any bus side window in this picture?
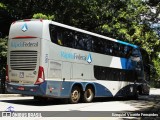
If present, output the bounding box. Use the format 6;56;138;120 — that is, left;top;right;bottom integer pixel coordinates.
63;29;75;48
126;46;133;58
57;32;63;45
92;37;99;53
118;44;125;58
92;37;105;54
131;48;141;62
75;33;93;51
49;24;58;44
75;33;85;50
85;35;92;51
113;42;119;56
99;39;105;54
105;41;113;55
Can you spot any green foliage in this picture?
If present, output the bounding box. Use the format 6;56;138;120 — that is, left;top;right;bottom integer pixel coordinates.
152;58;160;80
0;37;7;76
33;13;55;20
0;37;7;58
0;2;7;9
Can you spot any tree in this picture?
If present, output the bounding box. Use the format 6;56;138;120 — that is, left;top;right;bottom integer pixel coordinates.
0;37;7;77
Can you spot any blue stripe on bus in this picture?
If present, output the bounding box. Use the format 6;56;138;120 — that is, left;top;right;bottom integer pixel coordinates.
7;80;136;99
117;40;138;48
93;82;113;97
120;58;135;70
7;82;47;96
45;81;135;98
37;80;114;98
120;58;127;69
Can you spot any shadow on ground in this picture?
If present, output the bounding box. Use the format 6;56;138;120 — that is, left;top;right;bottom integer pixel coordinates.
1;94;160;119
120;94;160;120
0;97;68;106
0;96;136;106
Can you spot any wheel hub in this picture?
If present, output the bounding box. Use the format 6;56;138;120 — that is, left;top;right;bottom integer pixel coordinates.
72;90;79;101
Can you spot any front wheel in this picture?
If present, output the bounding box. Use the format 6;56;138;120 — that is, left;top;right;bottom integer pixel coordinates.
69;86;81;104
83;86;94;103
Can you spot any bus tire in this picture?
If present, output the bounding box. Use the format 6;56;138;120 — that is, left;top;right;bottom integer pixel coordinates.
83;86;94;103
69;86;81;104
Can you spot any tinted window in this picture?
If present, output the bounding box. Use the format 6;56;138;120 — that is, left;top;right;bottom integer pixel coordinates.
49;24;135;58
94;65;137;82
49;24;58;44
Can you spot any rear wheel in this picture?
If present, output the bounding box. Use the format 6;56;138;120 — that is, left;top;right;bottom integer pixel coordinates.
83;86;94;103
69;86;81;104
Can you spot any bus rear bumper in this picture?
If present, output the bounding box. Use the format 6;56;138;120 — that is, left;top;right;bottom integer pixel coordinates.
6;82;46;96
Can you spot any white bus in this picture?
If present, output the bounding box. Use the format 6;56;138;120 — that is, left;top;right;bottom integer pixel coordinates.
6;19;150;103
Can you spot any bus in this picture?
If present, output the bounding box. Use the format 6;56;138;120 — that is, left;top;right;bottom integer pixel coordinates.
6;19;150;103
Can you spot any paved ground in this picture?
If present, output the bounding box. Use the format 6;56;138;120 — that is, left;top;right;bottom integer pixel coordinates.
0;88;160;120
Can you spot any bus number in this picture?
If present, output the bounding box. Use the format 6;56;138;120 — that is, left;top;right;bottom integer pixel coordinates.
45;54;48;63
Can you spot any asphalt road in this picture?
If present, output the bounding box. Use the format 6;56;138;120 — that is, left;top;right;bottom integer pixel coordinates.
0;88;160;120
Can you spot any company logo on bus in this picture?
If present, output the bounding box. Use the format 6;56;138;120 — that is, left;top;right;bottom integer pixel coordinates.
21;23;28;32
11;41;38;48
87;53;92;63
60;51;92;63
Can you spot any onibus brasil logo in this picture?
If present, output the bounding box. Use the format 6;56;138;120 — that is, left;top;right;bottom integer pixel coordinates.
2;106;14;117
2;106;42;117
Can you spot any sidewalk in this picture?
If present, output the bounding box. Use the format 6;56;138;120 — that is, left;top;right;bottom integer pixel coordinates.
0;94;22;98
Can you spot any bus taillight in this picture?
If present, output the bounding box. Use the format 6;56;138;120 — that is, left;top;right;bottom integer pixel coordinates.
35;66;45;85
6;65;9;82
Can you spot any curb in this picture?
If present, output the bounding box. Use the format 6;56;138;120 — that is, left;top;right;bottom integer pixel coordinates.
0;94;22;98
